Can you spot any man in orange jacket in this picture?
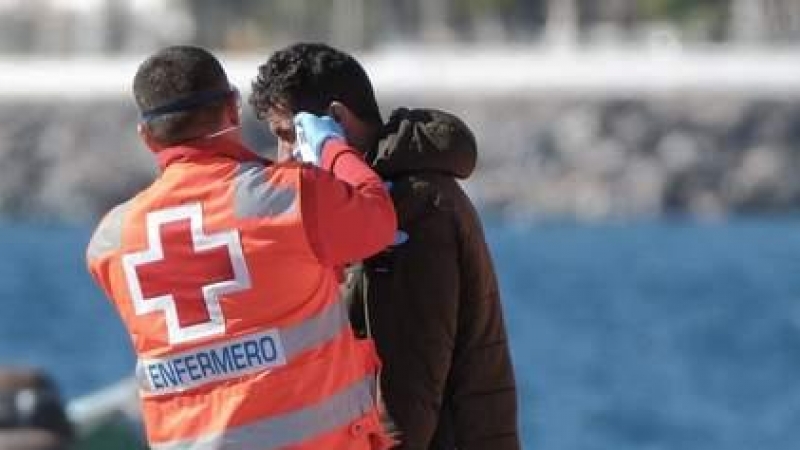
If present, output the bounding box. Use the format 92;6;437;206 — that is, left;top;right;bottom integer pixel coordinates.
86;45;397;450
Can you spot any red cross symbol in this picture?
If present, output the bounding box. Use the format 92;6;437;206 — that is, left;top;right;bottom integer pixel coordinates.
123;204;251;344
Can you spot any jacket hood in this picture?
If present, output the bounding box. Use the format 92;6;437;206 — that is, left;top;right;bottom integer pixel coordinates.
369;108;477;179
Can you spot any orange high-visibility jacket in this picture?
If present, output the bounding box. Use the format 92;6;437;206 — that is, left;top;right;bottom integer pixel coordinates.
87;138;396;450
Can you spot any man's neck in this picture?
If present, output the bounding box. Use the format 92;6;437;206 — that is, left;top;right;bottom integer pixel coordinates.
358;122;382;156
150;134;264;170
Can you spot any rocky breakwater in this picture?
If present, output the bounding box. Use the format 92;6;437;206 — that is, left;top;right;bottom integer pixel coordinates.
1;96;800;222
444;96;800;221
0;101;153;221
0;100;271;222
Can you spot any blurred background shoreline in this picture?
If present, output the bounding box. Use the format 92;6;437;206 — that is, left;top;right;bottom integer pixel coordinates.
2;0;800;222
3;53;800;223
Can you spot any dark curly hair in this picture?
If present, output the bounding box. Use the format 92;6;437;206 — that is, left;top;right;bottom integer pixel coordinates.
250;43;382;126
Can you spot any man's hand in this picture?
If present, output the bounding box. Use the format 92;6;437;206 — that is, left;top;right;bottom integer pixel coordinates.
293;112;345;167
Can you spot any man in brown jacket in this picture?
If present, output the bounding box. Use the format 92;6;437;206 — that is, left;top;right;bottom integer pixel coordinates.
250;43;520;450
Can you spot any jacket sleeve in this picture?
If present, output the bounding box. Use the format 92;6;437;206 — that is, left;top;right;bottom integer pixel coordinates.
442;194;520;450
300;139;397;267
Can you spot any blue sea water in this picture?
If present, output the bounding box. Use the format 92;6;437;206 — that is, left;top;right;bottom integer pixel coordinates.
1;218;800;449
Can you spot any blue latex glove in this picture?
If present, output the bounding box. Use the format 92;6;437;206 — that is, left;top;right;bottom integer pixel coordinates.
293;112;345;167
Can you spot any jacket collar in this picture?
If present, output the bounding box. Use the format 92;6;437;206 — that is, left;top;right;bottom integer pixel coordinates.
152;137;267;171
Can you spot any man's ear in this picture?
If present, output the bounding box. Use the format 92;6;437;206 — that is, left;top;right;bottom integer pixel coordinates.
137;122;149;141
226;93;241;126
328;101;375;154
328;101;352;126
138;122;164;151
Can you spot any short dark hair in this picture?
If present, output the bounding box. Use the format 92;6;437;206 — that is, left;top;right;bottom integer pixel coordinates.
250;43;382;125
133;45;231;145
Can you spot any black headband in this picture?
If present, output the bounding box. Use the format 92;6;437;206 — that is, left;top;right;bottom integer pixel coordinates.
140;88;234;122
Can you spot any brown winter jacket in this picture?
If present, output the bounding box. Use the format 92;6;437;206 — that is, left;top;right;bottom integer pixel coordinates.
347;108;520;450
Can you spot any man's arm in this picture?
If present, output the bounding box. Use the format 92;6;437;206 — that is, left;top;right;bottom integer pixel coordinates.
445;191;520;450
301;139;397;266
288;112;396;266
86;202;130;298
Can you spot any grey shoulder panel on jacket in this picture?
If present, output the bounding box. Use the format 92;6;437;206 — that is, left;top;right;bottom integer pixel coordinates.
87;201;131;260
234;162;298;219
